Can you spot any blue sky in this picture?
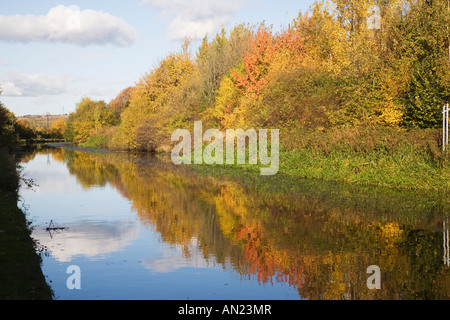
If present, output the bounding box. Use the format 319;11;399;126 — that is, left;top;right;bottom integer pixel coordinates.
0;0;315;116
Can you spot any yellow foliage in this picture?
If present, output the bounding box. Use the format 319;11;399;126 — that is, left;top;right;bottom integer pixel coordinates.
50;118;66;138
213;73;241;129
378;106;403;126
380;222;404;244
112;45;195;150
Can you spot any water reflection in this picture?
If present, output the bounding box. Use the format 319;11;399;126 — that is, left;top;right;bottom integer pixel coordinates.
20;146;450;299
33;221;138;262
143;238;216;273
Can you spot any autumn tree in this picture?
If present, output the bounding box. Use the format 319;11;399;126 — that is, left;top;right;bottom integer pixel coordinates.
50;118;66;139
109;87;134;120
197;24;253;107
232;25;276;94
0;98;18;149
400;0;450;128
223;19;309;128
193;24;253;128
334;0;372;37
112;41;195;150
64;98;117;143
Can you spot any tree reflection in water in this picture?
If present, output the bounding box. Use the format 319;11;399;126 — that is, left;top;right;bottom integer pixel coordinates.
22;146;450;300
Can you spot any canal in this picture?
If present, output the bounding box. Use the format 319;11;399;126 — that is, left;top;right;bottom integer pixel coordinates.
17;145;450;299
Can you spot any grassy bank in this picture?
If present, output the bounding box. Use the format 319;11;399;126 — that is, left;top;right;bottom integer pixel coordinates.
279;126;449;192
0;148;53;299
191;147;450;193
82;125;450;192
79;134;106;148
189;126;450;193
280;146;449;192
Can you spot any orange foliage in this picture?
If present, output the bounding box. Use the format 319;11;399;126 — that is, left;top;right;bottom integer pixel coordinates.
232;26;276;93
109;87;134;117
275;20;306;66
231;22;306;94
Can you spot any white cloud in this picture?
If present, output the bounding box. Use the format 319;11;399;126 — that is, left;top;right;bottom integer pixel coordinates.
32;220;139;262
0;5;137;47
142;0;241;41
0;71;76;97
143;238;215;273
1;82;22;96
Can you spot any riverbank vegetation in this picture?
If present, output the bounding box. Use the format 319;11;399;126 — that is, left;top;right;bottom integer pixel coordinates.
16;114;67;142
0;99;66;145
62;0;450;191
0;96;53;299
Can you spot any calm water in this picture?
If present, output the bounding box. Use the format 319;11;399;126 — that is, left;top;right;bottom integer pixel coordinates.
18;145;450;300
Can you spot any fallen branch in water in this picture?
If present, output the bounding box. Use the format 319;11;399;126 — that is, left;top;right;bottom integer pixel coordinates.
45;219;66;231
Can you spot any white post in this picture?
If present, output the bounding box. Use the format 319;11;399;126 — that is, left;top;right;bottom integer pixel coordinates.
445;219;450;266
444;104;449;152
445;220;447;266
444;105;447;152
443;105;445;151
445;103;449;150
445;220;450;266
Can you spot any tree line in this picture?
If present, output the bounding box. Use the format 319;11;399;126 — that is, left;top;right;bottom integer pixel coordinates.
62;0;449;152
1;94;66;146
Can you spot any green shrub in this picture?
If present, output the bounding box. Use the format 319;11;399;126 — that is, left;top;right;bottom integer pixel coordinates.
80;135;106;148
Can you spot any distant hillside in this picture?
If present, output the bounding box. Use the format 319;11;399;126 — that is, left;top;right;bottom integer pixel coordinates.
17;114;68;130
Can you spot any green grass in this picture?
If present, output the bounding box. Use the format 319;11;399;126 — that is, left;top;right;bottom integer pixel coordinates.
80;135;106;148
188;140;450;193
279;145;450;192
0;149;53;299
